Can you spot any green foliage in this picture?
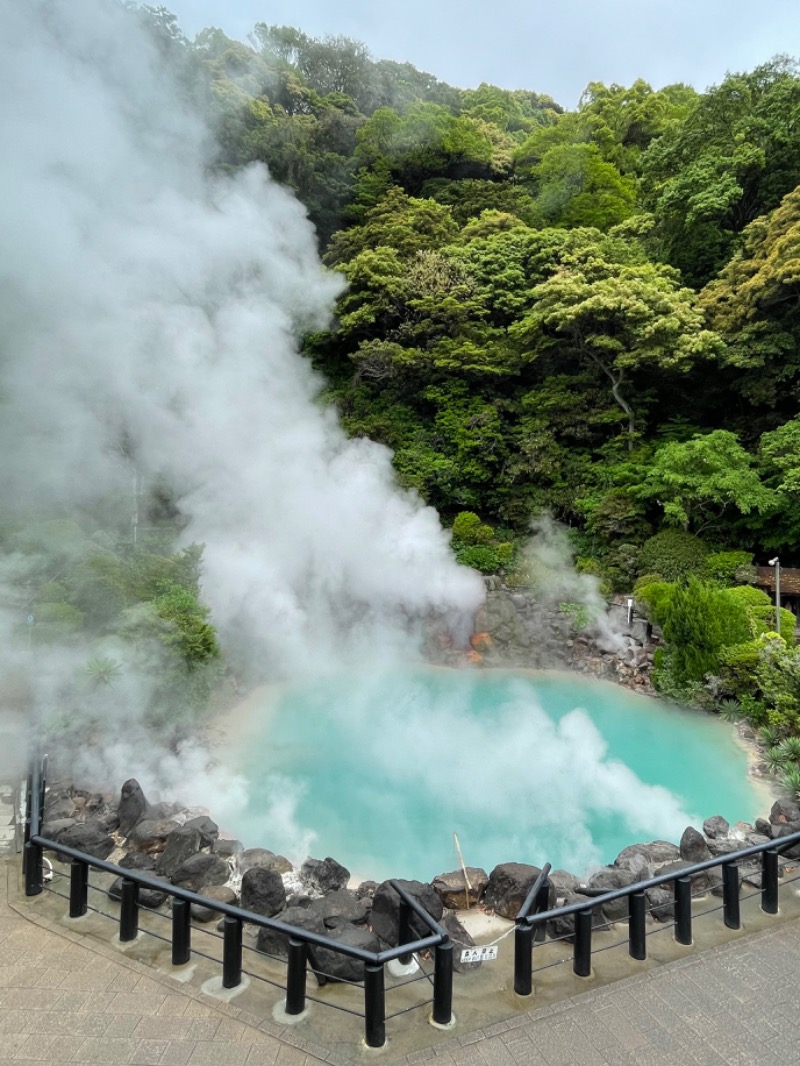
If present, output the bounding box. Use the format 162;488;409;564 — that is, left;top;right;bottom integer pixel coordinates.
153;583;220;667
637;529;709;582
633;573;663;592
633;580;674;624
704;551;755;585
85;657;123;685
661;578;724;686
452;511;494;544
559;601;591;631
454;544;499;574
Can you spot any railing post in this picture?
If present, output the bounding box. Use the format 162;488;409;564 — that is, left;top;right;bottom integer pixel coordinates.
364;962;386;1048
172;898;191;966
22;772;32;874
573;908;593;977
674;876;692;945
514;921;534;996
24;839;43;896
69;859;88;918
398;899;412;966
119;878;139;941
222;916;243;988
723;862;740;929
432;940;454;1027
628;890;647;960
534;878;551;942
285;938;308;1016
762;848;779;915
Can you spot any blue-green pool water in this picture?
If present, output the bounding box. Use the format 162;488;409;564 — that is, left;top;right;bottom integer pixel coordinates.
231;669;765;882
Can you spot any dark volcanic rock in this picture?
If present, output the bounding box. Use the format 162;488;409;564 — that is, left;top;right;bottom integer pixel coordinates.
440;912;480;974
771;823;800;859
171;853;229;892
703;815;730;840
240;848;292;875
680;826;712;864
309;925;381;985
370;880;443;947
484;863;555;921
432;867;489;910
614;841;680;877
583;867;638;923
45;791;76;821
240;866;286;917
256;906;325;958
213;838;243;860
770;799;800;825
108;876;169;909
119;852;156;871
546;892;607;941
56;820;115;860
41;818;76;841
312;889;368;929
183;816;219;848
156;826;203;879
191;884;238;922
127;818;177;854
118;779;149;836
301;856;350;894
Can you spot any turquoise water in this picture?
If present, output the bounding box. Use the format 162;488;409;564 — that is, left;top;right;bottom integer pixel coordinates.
233;669;765;882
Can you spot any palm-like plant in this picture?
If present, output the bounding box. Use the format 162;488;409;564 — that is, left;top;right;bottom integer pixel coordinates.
718;698;743;723
778;736;800;764
765;747;788;774
759;725;783;749
781;765;800;800
85;657;123;685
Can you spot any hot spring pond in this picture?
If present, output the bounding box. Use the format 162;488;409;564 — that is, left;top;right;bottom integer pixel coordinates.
229;670;766;882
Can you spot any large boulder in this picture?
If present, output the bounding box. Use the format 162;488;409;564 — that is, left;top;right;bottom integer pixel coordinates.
119;852;156;872
240;866;286;918
583;866;638;923
432;868;488;910
44;790;76;821
240;848;293;875
546;892;607;941
170;853;229;892
770;823;800;859
614;841;680;877
309;925;381;985
156;826;203;879
679;826;711;864
127;818;178;854
191;885;238;923
440;912;480;974
108;876;168;910
301;857;350;894
213;838;243;860
183;816;219;849
484;863;554;921
770;798;800;825
312;889;368;929
118;779;149;836
56;820;115;860
41;818;76;841
256;906;325;958
703;815;730;839
369;880;443;947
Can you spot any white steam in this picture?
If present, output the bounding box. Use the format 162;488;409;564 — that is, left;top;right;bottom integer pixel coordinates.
0;0;483;784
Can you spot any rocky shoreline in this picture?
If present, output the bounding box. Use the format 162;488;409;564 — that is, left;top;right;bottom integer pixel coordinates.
38;775;800;982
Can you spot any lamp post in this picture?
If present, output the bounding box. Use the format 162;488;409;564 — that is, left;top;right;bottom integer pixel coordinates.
769;556;781;635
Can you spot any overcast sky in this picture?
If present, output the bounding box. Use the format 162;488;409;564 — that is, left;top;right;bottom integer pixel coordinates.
161;0;799;107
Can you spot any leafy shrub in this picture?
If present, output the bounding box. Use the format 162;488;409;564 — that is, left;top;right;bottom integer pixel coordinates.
634;580;675;625
633;573;663;592
455;544;498;573
723;585;771;608
718;641;761;692
452;511;494;545
704;550;754;585
559;602;591;631
637;529;709;583
750;605;797;642
662;578;723;685
32;602;84;643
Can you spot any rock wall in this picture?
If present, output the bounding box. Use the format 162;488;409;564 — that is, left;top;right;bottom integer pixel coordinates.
471;581;661;695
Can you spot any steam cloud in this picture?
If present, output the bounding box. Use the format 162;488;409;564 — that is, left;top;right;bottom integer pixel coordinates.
0;0;483;782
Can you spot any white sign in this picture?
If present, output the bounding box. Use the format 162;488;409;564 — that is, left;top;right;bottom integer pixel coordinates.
460;946;498;963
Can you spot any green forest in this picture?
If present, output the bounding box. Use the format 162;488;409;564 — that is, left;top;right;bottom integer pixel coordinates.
9;5;800;773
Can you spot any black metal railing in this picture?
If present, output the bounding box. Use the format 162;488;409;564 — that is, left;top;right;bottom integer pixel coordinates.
22;757;452;1048
513;829;800;995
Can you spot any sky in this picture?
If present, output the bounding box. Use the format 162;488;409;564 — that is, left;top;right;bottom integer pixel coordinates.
161;0;800;107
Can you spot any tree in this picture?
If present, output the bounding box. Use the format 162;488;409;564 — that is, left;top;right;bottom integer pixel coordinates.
512;237;723;445
637;430;776;532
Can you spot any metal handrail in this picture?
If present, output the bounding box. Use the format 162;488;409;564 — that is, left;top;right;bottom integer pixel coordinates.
22;758;452;1048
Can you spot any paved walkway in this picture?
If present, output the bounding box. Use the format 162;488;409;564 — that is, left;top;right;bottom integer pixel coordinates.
4;853;800;1066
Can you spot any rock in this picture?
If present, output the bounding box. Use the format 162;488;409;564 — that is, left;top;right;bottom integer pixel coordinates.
548;869;581;901
312;889;368;929
355;881;378;903
127;818;177;854
256;906;325;958
770;798;800;825
190;884;238;922
213;838;243;859
238;848;293;875
770;823;800;859
171;853;230;892
108;876;168;909
156;826;203;879
440;913;480;974
614;841;680;877
118;779;149;836
431;867;489;910
583;867;638;923
370;880;443;947
44;791;76;821
41;818;76;841
55;819;115;860
301;857;350;894
309;925;381;985
183;816;219;848
119;852;156;871
658;859;717;896
680;826;711;864
755;818;772;836
240;867;286;918
546;892;606;941
703;815;730;839
484;863;555;921
644;883;674;922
